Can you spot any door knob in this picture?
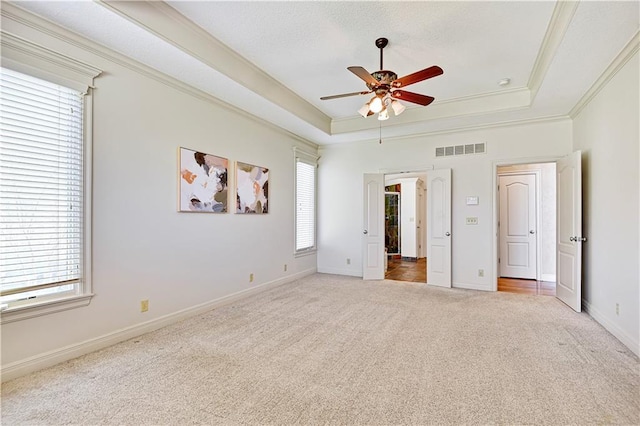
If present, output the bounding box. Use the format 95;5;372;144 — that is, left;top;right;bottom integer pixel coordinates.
363;230;368;235
445;232;451;236
530;230;535;234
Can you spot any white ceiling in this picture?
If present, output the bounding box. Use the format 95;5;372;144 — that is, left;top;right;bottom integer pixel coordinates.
11;1;640;146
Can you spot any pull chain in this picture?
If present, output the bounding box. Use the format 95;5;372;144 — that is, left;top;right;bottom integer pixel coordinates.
379;122;382;144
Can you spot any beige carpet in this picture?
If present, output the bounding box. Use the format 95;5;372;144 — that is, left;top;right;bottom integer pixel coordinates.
2;274;639;425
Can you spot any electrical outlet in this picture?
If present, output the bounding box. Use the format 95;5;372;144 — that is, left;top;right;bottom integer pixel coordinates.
140;300;149;313
346;258;351;265
616;303;620;316
466;217;479;225
284;264;287;272
249;273;254;282
478;269;484;277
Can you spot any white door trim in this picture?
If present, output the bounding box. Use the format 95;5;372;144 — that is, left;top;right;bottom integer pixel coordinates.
382;167;433;280
491;156;561;291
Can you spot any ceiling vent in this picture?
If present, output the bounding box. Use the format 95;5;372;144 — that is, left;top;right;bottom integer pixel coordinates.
435;142;486;158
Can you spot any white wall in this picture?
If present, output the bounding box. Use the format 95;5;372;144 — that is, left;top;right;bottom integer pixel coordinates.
318;120;572;289
572;51;639;355
1;10;317;375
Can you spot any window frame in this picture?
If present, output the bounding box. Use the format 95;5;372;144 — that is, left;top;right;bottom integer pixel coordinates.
0;33;101;323
294;147;318;257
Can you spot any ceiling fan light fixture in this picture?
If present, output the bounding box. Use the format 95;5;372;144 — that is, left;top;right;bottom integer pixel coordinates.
324;38;444;122
391;100;406;116
358;103;371;118
369;96;384;113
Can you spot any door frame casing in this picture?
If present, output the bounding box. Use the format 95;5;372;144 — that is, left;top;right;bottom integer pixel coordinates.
373;167;432;279
491;156;561;292
497;170;541;281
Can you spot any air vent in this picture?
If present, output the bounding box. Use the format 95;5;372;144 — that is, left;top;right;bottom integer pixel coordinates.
435;142;486;158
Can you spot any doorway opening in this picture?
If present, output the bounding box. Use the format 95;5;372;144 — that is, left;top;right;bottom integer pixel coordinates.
496;162;557;296
384;172;427;283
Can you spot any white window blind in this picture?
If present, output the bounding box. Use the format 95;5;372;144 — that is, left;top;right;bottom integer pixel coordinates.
295;159;316;252
0;67;84;306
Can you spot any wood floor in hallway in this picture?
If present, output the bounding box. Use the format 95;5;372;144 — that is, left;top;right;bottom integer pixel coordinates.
385;257;426;283
384;258;556;295
498;277;556;296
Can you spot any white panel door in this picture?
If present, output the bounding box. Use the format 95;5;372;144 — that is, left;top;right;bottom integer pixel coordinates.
499;174;537;279
363;174;385;280
426;169;451;288
556;151;583;312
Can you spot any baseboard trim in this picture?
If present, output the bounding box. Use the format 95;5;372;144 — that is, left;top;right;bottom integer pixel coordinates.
453;282;492;292
541;274;556;283
317;266;362;277
582;298;639;357
1;268;316;382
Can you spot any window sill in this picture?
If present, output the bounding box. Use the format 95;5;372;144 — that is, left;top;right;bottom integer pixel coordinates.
294;249;317;258
0;294;94;324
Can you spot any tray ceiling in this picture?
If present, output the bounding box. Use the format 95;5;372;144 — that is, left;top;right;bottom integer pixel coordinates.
8;1;640;145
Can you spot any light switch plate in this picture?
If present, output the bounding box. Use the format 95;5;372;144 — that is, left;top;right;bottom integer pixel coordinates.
466;217;478;225
466;196;479;205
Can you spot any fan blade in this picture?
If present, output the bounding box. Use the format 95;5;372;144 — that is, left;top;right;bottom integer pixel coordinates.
320;90;371;100
393;66;443;88
347;66;380;86
391;90;435;106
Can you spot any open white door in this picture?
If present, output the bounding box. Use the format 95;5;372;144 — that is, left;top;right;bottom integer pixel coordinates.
426;169;452;287
556;151;583;312
499;174;537;279
363;174;385;280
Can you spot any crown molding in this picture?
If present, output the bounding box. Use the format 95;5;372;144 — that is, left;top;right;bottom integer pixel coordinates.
527;1;580;102
97;0;331;134
4;1;627;148
0;30;101;92
0;3;319;150
569;30;639;118
321;115;571;148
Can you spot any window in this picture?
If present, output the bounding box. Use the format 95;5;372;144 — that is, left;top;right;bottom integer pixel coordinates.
295;149;318;254
0;66;92;318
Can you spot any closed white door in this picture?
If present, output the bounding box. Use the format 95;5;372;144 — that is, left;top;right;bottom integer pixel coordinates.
426;169;451;288
556;151;583;312
362;174;385;280
499;174;537;279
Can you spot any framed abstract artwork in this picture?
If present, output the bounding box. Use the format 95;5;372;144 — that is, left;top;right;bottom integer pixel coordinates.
179;147;228;213
236;161;269;214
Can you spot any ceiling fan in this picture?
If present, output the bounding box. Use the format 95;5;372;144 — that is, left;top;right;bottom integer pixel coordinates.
320;37;443;120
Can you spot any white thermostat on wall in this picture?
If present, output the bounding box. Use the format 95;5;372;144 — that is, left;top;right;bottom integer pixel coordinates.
466;196;479;205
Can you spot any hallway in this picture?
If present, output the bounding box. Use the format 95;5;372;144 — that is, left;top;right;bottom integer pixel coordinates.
385;257;426;283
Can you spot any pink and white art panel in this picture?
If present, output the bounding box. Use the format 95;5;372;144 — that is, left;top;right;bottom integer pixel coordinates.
236;161;269;214
179;147;228;213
